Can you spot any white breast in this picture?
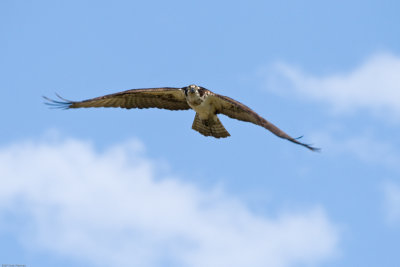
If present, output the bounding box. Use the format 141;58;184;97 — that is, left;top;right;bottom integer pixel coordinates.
189;96;216;120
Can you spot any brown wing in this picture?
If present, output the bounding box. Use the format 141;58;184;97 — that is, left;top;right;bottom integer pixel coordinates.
210;93;320;151
44;87;190;111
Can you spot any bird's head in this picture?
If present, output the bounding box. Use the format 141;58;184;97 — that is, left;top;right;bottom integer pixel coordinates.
184;84;200;96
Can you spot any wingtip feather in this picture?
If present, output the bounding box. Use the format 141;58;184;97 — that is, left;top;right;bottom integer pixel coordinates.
307;145;321;152
42;94;74;109
290;136;321;152
299;141;321;152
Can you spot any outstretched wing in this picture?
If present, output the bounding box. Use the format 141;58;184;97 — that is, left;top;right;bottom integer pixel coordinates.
44;87;190;111
210;93;320;151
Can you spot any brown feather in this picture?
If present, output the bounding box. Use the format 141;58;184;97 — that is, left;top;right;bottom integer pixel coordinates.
46;88;190;111
191;113;230;138
210;94;320;151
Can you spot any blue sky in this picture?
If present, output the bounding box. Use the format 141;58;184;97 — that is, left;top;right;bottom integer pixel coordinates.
1;1;400;266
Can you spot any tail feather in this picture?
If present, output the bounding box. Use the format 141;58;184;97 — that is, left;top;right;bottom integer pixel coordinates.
192;113;230;138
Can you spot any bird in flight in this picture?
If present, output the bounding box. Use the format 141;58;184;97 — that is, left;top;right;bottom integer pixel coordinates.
44;84;319;151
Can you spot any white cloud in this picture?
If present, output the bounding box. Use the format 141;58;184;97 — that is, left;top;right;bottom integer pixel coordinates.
383;182;400;225
0;137;339;267
268;52;400;119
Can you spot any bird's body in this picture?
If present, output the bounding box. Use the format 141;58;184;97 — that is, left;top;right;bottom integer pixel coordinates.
44;84;319;151
185;87;215;119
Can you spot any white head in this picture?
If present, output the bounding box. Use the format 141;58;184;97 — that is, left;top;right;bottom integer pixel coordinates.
185;84;200;96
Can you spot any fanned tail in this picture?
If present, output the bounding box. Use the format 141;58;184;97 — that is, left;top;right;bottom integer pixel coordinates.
191;113;230;138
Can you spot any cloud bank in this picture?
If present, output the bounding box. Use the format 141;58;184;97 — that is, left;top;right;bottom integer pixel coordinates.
0;138;339;267
268;52;400;119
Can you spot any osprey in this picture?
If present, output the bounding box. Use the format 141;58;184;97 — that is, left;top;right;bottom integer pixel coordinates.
44;84;319;151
